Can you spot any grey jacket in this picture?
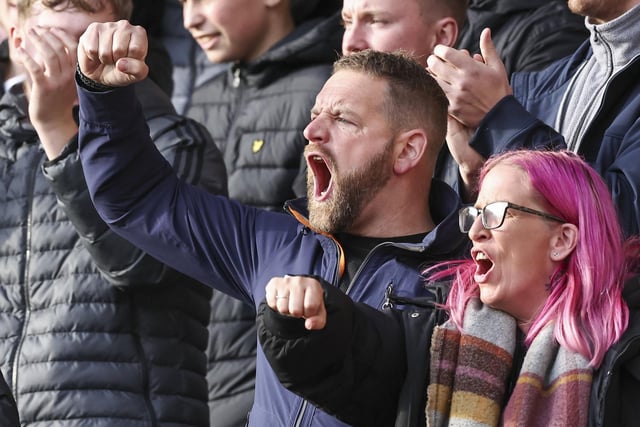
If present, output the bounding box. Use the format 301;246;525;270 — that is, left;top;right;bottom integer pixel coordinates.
0;79;227;426
186;12;342;211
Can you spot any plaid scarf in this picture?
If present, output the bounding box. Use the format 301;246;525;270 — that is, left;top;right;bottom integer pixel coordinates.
426;298;592;427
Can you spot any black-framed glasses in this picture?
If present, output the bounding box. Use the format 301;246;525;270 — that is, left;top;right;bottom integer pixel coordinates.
458;201;565;233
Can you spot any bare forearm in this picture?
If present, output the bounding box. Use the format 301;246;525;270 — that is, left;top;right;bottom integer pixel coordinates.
34;117;78;160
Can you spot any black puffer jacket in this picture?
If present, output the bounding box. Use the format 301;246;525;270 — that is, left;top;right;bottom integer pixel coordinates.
589;275;640;427
0;39;9;98
0;371;18;426
456;0;588;75
0;79;227;426
186;12;342;211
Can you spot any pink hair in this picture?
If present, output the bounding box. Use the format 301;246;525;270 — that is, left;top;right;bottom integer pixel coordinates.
427;150;630;367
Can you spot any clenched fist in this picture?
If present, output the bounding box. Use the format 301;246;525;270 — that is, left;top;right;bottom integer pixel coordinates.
78;20;149;87
265;275;327;330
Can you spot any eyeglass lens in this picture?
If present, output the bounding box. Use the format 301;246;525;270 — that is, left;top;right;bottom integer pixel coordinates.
459;202;508;233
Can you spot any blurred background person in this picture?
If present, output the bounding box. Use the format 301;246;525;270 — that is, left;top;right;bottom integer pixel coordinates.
182;0;341;211
456;0;588;76
0;0;24;95
0;0;228;425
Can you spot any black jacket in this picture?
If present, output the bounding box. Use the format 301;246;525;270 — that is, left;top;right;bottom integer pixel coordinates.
0;79;227;426
0;371;18;427
186;12;342;211
457;0;588;75
258;279;448;427
0;39;9;98
589;275;640;427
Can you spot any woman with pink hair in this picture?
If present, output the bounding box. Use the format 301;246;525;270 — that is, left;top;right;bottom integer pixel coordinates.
426;149;632;426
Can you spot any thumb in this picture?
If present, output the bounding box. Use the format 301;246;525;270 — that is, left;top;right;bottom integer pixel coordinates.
478;27;501;69
116;57;149;81
303;305;327;330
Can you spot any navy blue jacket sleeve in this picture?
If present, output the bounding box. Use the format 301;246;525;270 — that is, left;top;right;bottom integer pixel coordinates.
470;95;566;159
44;76;229;288
76;81;269;304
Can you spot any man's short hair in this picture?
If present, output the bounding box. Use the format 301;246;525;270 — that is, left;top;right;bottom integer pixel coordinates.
419;0;468;31
333;49;448;157
17;0;132;21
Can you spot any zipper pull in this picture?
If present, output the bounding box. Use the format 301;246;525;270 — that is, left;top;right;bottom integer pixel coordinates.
232;67;241;88
382;283;394;309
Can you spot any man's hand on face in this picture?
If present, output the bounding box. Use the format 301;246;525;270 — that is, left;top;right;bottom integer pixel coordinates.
426;28;513;129
16;26;79;159
77;20;149;87
265;275;327;330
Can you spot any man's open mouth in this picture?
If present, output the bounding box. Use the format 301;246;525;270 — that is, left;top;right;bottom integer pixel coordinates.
307;152;333;201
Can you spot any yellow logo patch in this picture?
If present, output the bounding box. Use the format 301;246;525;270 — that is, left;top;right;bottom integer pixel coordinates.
252;139;265;153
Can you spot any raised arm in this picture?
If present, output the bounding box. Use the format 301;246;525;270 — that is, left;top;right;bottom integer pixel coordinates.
74;20;274;304
18;22;228;288
427;29;511;197
428;28;565;199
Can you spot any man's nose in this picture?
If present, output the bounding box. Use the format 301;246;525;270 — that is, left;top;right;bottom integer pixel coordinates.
342;23;368;56
182;2;202;31
303;116;328;144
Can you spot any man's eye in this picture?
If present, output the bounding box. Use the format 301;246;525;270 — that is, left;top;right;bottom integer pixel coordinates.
368;17;387;25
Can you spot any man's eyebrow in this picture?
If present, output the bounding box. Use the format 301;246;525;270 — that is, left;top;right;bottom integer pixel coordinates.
354;7;391;19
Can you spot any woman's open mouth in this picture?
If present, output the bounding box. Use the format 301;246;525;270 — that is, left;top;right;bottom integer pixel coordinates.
473;250;494;282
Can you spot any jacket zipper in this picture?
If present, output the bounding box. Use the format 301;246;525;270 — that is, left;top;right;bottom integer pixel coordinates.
223;64;246;173
346;241;425;295
129;295;158;426
294;400;308;427
232;66;242;88
11;151;43;404
568;26;614;152
292;237;343;426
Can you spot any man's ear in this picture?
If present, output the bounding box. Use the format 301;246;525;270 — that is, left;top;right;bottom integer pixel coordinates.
393;129;427;175
550;223;578;262
433;17;458;48
9;25;22;51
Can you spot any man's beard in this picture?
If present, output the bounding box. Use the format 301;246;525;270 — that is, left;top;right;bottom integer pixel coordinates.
307;141;394;234
566;0;607;19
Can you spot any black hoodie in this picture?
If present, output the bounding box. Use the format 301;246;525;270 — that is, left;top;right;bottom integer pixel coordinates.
457;0;588;76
